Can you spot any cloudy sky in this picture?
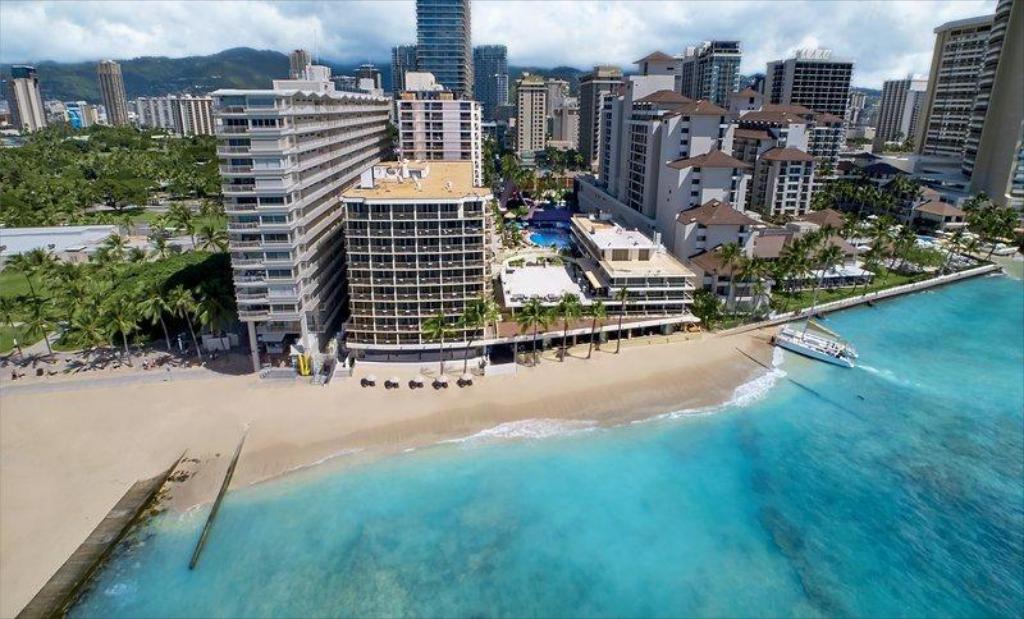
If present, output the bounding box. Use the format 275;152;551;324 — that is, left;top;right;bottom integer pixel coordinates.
0;0;995;87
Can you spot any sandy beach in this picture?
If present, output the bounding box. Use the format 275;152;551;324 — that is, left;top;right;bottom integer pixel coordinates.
0;330;773;617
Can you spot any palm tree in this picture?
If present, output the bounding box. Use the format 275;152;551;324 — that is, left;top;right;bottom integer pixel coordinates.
102;234;129;262
718;242;743;315
167;203;196;247
6;248;55;296
149;234;171;260
585;300;606;359
196;222;228;252
613;286;630;354
691;289;723;330
0;297;24;357
555;293;583;361
737;256;769;316
514;298;549;365
422;311;455;376
869;216;895;269
167;285;203;362
195;282;234;335
70;311;106;352
24;297;54;356
840;212;860;241
458;297;500;374
104;297;139;365
813;243;845;299
893;226;917;272
941;227;966;274
138;285;173;351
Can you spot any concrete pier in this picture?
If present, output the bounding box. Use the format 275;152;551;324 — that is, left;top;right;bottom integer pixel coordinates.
16;455;184;619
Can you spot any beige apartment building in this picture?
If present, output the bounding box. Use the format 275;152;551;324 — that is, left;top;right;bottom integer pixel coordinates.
395;73;483;186
341;160;494;362
515;74;547;155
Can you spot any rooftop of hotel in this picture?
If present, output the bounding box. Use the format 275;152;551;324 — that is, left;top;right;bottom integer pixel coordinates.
571;215;657;250
342;161;490;201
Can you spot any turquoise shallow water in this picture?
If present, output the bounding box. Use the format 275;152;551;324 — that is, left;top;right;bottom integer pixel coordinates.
72;276;1024;618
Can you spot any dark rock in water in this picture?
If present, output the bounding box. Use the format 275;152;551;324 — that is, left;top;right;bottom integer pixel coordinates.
758;504;849;617
750;468;771;495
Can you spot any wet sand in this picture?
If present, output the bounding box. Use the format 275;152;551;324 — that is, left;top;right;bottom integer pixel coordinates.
0;330;773;617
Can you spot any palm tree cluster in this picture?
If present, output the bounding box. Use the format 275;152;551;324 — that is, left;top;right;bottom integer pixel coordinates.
810;174;921;220
0;124;220;228
421;297;501;377
963;195;1019;257
1;245;235;364
514;291;625;366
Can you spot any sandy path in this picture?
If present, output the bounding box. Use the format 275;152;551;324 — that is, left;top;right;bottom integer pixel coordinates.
0;330;772;617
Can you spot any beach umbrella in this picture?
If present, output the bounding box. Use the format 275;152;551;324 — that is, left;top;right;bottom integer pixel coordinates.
364;373;377;384
389;376;400;387
411;374;426;386
434;375;449;388
460;373;474;386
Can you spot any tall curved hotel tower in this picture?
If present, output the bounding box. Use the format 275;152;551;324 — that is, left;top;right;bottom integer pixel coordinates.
97;60;130;126
4;65;46;132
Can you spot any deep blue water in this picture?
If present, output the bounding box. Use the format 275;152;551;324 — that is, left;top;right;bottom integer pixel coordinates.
72;276;1024;618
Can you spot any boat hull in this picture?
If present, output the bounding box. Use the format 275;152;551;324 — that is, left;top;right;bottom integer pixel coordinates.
775;337;856;368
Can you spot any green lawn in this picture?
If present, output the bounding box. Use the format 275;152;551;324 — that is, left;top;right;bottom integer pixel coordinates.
0;324;29;355
0;270;37;300
778;271;927;312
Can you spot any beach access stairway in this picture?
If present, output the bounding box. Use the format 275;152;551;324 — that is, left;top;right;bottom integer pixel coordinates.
719;263;1002;337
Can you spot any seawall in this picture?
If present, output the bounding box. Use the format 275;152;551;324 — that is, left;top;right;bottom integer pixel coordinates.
719;264;1003;337
15;455;184;619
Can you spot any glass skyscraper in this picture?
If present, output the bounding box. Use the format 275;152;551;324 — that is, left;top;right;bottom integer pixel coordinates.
416;0;473;98
473;45;508;119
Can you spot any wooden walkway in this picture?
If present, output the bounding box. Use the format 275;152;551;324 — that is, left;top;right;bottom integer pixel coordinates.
16;455;184;619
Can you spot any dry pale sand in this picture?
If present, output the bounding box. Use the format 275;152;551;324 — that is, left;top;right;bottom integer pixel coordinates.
0;330;773;618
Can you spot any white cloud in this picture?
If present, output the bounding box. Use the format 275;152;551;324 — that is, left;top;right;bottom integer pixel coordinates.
0;0;995;87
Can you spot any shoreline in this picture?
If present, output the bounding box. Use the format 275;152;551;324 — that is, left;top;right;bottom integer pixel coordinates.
1;265;1017;617
0;328;771;618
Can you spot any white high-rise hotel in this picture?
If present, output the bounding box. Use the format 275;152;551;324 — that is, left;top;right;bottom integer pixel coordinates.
136;94;216;136
213;65;391;370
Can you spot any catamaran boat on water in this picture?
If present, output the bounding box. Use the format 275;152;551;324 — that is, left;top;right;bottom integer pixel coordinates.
773;320;858;368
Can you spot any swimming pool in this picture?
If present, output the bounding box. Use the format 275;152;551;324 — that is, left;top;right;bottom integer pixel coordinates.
529;228;572;250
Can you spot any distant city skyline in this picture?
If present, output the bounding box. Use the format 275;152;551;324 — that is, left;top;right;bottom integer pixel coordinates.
0;0;995;88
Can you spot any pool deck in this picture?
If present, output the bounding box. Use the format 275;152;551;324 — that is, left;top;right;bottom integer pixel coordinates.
16;454;184;619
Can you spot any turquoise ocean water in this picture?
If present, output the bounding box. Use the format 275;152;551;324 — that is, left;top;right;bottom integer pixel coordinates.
72;276;1023;618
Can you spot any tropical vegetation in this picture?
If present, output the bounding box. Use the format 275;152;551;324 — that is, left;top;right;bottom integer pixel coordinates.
0;124;220;228
0;248;234;357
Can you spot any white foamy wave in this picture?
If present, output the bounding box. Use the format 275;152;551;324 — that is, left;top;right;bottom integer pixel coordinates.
646;347;787;422
441;418;598;446
279;447;364;476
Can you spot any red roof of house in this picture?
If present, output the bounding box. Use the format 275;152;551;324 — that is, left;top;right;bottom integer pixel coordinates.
676;199;761;226
666;99;729;116
915;200;966;218
734;87;761;98
734;128;772;140
636;90;692;104
798;208;846;229
666;150;751;170
761;147;815;162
